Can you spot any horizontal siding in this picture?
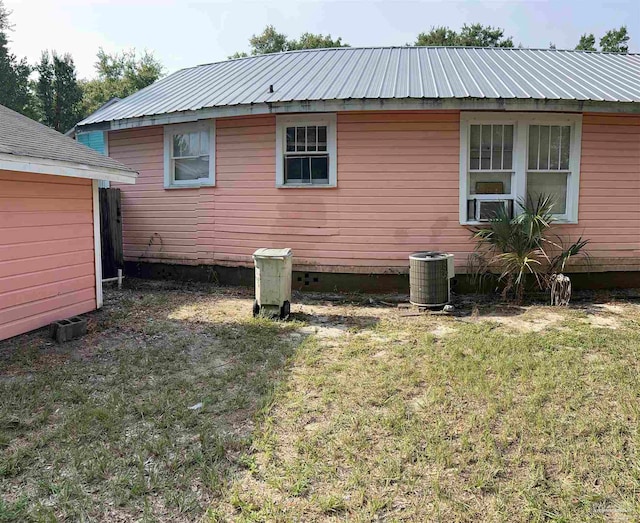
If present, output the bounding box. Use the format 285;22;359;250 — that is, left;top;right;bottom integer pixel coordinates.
109;126;201;264
108;111;640;275
0;171;96;340
556;113;640;267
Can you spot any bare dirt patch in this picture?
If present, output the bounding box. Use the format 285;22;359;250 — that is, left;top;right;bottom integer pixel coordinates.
585;315;621;329
466;306;566;332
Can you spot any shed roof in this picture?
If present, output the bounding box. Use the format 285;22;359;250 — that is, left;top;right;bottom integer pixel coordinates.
78;47;640;129
0;104;136;183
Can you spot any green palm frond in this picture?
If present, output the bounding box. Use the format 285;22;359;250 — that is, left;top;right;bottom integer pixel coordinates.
468;192;590;302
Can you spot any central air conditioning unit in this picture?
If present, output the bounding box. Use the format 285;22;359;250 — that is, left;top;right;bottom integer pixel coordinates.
409;252;455;308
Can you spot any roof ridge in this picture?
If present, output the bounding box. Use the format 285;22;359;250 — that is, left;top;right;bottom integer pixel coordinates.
186;45;640;70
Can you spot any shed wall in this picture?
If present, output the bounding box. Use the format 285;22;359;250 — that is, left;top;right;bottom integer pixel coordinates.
0;171;96;340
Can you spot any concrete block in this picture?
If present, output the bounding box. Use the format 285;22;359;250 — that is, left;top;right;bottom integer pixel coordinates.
49;316;87;343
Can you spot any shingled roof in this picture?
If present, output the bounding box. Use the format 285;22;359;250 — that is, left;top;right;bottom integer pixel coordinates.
78;47;640;129
0;104;136;183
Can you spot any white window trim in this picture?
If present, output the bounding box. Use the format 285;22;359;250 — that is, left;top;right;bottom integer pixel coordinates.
275;113;337;188
164;120;215;189
459;112;582;225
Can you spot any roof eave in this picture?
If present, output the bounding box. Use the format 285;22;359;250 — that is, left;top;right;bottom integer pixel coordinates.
0;152;138;184
77;97;640;132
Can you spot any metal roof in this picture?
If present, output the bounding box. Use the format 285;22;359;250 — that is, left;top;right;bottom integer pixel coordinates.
0;104;136;181
78;47;640;127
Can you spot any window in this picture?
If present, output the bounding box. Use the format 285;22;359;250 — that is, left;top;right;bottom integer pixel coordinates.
526;125;571;214
460;113;582;224
276;114;337;187
467;123;515;222
164;121;215;188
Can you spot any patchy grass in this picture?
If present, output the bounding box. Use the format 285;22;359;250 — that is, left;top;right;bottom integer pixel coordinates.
216;298;640;522
2;281;640;522
0;282;303;522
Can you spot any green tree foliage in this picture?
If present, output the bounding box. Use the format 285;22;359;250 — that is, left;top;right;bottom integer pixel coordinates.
0;2;32;115
34;51;83;132
575;33;597;51
249;25;289;54
80;48;163;116
600;26;629;53
289;32;348;51
415;23;514;47
230;25;349;58
575;27;629;53
414;26;458;46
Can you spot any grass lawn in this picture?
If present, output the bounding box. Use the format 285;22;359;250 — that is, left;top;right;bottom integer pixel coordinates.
1;281;639;522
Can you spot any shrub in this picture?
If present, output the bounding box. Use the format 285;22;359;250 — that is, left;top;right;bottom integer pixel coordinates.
469;195;589;303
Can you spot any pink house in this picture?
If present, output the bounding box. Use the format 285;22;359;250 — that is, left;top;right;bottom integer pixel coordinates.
75;47;640;290
0;105;136;341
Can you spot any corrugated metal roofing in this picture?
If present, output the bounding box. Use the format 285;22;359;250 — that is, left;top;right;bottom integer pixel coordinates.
79;47;640;126
0;104;135;175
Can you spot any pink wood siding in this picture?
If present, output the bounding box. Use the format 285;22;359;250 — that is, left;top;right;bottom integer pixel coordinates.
108;111;640;275
567;113;640;270
0;171;96;340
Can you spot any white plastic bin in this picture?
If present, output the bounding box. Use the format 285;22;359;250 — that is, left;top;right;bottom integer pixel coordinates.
252;248;293;318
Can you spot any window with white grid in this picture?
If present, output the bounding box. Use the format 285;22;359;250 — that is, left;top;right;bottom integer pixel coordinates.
460;113;582;224
276;114;337;187
527;125;572;215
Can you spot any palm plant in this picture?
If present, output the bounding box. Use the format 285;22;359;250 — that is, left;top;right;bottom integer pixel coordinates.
469;194;589;303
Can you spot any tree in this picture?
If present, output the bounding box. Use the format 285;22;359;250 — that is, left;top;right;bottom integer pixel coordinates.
80;48;163;116
288;32;348;51
34;51;83;132
415;23;513;47
0;1;32;115
249;25;289;55
415;26;458;46
230;25;349;58
35;52;54;125
575;27;630;53
457;23;514;47
600;26;629;53
575;33;596;51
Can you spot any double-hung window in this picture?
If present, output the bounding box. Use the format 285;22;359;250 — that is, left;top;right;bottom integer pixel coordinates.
276;114;337;187
460;113;582;224
164;121;215;188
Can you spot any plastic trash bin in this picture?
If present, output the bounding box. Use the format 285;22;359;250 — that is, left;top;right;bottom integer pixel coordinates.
252;248;293;318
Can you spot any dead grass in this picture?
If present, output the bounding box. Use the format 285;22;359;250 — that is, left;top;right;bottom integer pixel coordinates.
1;281;640;522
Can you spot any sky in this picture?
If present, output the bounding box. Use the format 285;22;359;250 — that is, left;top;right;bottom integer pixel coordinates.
4;0;639;79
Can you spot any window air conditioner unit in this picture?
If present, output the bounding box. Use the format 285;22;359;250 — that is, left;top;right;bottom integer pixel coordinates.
475;199;513;222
